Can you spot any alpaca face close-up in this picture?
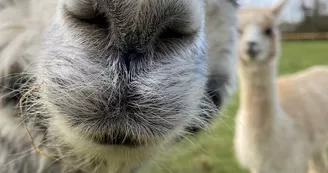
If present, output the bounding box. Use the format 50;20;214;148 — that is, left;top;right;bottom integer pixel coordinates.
39;0;206;151
0;0;238;172
32;0;208;170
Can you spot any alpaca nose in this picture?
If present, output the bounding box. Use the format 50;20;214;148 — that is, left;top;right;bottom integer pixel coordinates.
246;41;259;58
121;48;143;72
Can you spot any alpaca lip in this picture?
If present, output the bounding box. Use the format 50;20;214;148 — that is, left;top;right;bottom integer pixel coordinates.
90;133;144;147
247;49;259;59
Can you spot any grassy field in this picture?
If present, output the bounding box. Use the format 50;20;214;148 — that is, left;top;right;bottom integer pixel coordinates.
142;41;328;173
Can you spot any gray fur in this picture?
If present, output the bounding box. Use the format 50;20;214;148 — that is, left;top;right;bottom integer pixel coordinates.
0;0;238;172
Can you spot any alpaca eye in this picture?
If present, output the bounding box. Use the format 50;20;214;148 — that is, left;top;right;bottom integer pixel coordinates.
264;27;273;37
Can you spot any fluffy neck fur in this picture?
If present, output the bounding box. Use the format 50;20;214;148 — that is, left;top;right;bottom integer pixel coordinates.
238;59;280;128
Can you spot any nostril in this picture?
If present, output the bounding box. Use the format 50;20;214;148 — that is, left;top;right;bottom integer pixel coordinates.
120;48;143;72
247;41;257;49
246;41;259;58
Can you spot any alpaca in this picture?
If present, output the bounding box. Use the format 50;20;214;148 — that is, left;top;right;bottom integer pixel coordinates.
234;1;328;173
0;0;238;172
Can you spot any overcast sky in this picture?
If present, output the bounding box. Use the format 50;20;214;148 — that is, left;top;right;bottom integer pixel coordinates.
240;0;328;23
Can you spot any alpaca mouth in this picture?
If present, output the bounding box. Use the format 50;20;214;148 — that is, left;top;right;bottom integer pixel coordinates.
90;133;144;147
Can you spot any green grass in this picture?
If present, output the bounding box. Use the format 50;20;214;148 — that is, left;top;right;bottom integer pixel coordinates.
142;41;328;173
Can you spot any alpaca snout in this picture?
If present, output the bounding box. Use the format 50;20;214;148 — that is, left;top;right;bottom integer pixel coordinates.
246;41;260;59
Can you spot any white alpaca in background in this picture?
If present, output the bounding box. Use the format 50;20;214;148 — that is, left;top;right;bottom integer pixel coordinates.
234;0;328;173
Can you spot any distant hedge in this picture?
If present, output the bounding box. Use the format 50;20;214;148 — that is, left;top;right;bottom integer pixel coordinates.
282;32;328;40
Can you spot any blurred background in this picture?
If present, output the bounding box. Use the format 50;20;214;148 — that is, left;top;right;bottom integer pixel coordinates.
142;0;328;173
244;0;328;37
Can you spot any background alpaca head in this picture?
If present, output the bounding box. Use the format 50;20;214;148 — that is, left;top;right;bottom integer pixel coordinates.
238;0;288;65
12;0;239;171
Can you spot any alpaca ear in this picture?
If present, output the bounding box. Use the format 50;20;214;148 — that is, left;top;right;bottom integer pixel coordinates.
271;0;288;17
